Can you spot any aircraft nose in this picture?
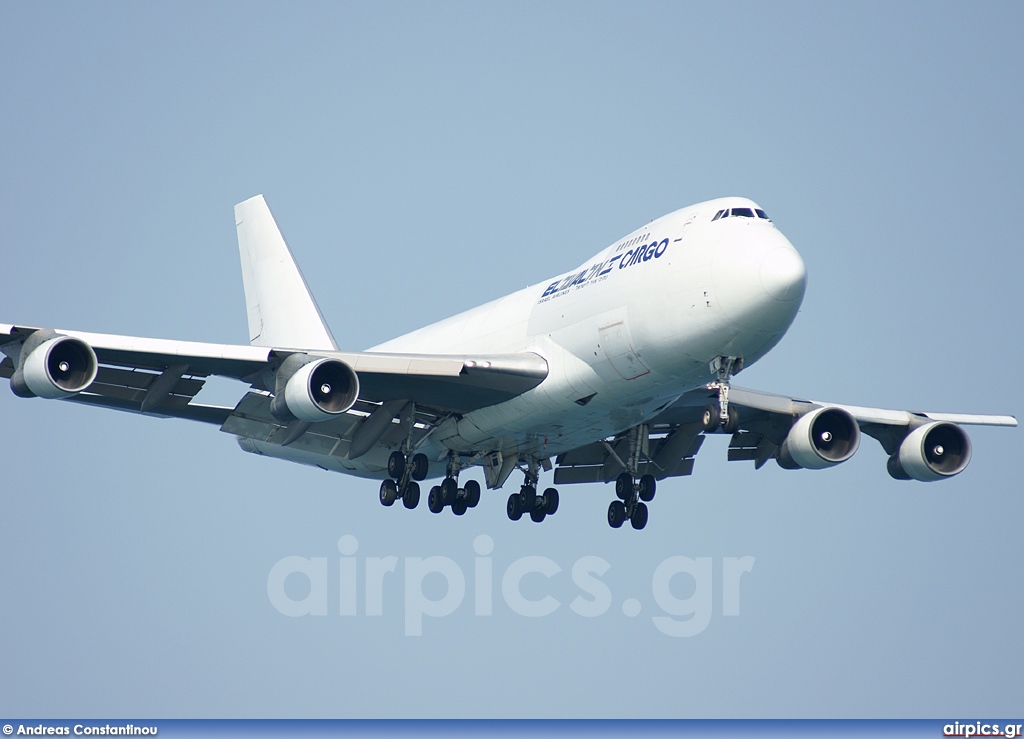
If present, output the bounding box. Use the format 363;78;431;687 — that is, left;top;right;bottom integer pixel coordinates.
760;247;806;301
711;234;806;332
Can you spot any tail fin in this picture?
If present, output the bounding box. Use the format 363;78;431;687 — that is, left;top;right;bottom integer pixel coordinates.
234;195;338;351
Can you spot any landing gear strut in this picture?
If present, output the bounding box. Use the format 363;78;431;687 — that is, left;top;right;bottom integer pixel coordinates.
379;449;430;510
605;424;657;530
425;452;482;516
506;458;559;524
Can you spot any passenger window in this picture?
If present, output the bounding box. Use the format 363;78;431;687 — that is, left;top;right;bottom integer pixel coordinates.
731;207;755;218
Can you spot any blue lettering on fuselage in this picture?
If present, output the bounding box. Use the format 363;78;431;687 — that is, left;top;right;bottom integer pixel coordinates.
538;237;671;302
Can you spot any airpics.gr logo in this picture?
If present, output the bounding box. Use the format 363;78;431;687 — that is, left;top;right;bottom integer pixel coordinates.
943;722;1023;738
267;535;755;636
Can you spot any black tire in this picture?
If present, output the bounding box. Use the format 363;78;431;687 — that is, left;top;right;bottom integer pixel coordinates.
411;453;429;481
507;493;523;521
403;481;420;509
521;485;537;510
639;474;656;502
701;404;721;433
441;477;458;505
615;472;633;501
427;486;444;514
379;479;398;507
387;451;406;480
722;408;740;434
530;508;546;523
608;500;626;528
464;479;481;508
543;487;559;515
452;500;467;516
630;501;649;530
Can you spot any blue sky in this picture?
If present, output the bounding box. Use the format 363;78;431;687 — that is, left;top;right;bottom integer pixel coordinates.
1;1;1021;718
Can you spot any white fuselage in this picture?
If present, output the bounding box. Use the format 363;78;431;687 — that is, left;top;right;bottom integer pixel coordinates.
335;196;806;479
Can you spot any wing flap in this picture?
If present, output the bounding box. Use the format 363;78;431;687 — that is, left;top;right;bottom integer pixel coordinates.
554;426;704;485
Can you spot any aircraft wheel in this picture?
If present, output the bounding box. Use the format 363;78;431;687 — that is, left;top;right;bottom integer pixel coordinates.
402;481;420;509
464;479;481;508
608;500;626;528
452;499;468;516
521;484;537;510
639;474;656;502
379;478;398;507
387;451;406;480
530;508;546;523
507;493;523;521
543;487;559;515
440;476;458;505
411;453;429;481
701;404;721;433
630;501;649;530
427;486;444;514
722;409;740;434
615;472;633;501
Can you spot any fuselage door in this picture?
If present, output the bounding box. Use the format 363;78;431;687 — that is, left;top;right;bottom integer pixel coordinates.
598;320;649;380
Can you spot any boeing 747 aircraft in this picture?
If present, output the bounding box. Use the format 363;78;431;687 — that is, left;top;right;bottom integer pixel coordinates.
1;196;1015;530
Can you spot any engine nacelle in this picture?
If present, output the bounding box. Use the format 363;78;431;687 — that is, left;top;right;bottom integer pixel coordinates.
11;334;98;399
887;421;971;482
270;355;359;423
777;406;861;470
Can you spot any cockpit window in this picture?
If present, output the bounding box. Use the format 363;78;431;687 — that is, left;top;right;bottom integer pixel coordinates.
713;206;772;222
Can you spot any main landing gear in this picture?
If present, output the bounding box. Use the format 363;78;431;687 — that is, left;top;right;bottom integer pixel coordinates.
379;450;429;510
604;424;656;530
607;472;655;530
506;459;559;524
427;477;481;516
424;452;482;516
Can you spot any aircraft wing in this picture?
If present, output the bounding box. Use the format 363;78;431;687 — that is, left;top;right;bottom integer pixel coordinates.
651;384;1015;469
554;384;1015;484
0;323;549;424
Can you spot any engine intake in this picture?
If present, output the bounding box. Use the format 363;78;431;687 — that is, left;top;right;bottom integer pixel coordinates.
12;334;98;399
271;355;359;423
887;421;971;482
777;406;861;470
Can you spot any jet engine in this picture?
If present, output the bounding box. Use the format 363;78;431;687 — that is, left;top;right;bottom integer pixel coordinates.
777;406;861;470
270;355;359;423
887;421;971;482
11;333;98;399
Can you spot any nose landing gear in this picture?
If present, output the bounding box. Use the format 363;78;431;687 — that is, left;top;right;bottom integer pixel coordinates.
703;355;743;434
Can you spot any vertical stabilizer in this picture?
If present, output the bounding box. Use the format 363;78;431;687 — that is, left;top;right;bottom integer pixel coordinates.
234;195;338;351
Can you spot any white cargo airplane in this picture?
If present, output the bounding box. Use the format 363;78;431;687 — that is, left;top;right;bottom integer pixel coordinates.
1;196;1016;529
